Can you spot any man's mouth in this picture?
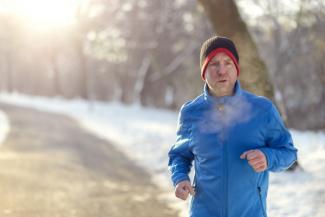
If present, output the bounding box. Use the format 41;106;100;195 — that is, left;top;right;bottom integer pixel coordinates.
218;80;227;83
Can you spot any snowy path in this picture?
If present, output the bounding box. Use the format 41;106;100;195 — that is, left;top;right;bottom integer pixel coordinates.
0;93;324;217
0;103;177;217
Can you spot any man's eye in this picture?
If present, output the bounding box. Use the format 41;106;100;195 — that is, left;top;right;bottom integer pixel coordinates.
225;61;232;66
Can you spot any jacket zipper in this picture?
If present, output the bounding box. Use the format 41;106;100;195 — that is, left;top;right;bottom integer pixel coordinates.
257;187;267;217
219;103;227;217
221;117;227;216
224;135;228;217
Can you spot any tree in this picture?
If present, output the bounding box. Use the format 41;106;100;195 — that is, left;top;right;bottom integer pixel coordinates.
240;0;325;130
0;14;19;93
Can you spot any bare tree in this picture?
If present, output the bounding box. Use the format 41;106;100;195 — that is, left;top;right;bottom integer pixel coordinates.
0;14;18;92
243;0;325;130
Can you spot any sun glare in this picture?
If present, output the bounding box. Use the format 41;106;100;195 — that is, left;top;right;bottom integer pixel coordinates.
6;0;82;30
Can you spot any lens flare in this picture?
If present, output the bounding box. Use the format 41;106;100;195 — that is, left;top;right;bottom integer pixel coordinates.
5;0;82;30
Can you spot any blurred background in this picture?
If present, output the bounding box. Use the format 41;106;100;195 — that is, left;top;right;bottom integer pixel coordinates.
0;0;324;217
0;0;323;130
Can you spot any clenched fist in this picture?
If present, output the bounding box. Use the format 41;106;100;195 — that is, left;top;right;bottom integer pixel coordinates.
175;180;195;200
240;149;268;173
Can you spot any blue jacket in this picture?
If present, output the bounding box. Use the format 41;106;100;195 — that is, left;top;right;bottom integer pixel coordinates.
168;81;297;217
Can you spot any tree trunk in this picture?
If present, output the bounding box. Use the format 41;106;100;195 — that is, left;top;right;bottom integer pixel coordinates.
74;4;89;100
47;48;62;97
197;0;274;99
76;42;88;100
5;50;13;92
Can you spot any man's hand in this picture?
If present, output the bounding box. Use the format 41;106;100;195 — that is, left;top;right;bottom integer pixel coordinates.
175;180;195;200
240;149;268;173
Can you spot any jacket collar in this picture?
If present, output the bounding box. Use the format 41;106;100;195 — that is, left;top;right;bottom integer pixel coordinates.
203;80;242;104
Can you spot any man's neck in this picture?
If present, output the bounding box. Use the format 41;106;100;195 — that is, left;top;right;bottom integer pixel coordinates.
208;88;234;97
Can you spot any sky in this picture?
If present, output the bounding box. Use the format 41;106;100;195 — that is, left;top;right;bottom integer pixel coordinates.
236;0;303;28
0;0;81;30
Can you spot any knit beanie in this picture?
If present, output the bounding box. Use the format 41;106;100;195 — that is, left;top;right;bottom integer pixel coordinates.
200;36;240;80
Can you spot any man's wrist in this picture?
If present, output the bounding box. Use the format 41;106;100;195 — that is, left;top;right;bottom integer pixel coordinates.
173;176;190;187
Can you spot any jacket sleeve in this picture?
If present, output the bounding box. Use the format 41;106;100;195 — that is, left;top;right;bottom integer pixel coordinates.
168;105;194;186
260;104;298;172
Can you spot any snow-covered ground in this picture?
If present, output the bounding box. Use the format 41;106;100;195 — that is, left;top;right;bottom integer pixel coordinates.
0;93;324;217
0;110;10;145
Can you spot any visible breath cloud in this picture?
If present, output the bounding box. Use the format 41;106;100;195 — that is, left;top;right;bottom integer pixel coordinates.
198;96;252;134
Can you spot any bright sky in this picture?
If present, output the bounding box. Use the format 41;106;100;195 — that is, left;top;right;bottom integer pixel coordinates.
236;0;302;27
0;0;83;30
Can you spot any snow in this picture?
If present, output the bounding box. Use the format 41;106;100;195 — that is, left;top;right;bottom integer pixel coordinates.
0;110;10;145
0;92;324;217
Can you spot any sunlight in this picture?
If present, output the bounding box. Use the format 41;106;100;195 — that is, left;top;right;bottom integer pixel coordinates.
7;0;82;29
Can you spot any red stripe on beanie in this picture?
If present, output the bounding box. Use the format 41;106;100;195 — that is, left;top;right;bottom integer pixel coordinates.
201;48;240;80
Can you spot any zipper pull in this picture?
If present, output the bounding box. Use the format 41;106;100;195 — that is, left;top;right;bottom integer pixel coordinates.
216;104;225;112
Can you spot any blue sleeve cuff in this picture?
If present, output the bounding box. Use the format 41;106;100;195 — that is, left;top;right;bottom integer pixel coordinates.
259;148;274;171
172;174;190;187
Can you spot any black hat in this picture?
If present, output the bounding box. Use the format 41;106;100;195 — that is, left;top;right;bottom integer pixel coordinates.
200;36;239;80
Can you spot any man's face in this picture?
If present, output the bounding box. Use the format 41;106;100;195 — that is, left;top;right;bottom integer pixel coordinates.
205;52;237;97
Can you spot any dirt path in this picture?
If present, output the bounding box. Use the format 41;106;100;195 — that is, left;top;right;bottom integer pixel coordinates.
0;103;177;217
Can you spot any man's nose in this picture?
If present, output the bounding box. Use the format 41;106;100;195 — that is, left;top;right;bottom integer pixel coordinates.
217;64;227;75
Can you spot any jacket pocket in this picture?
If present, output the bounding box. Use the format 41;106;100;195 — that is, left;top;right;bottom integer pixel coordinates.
257;187;267;217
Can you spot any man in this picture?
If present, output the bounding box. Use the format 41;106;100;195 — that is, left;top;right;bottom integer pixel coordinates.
168;36;297;217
